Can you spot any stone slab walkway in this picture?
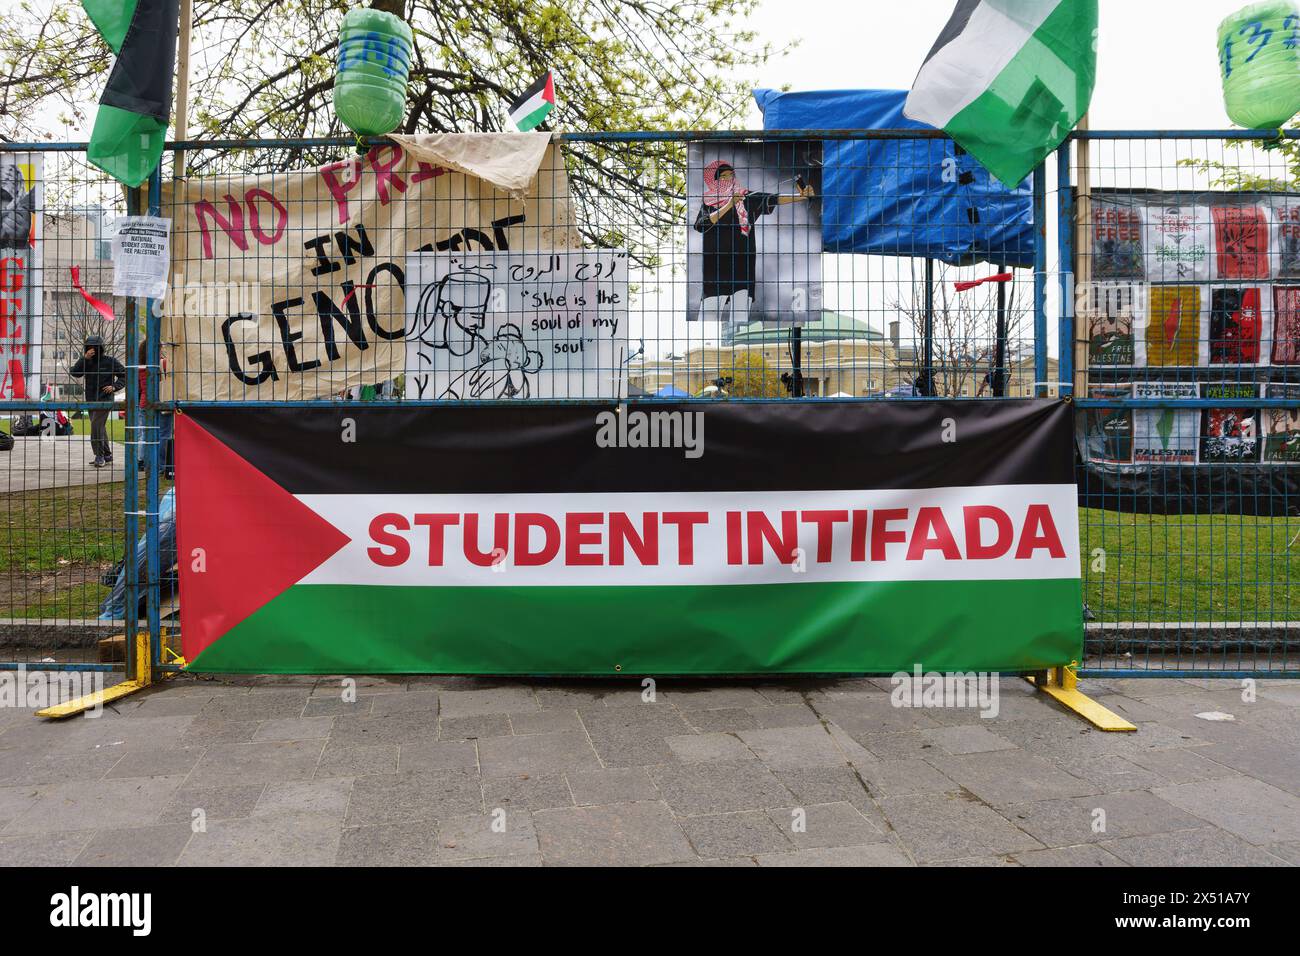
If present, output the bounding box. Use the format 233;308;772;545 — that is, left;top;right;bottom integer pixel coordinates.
0;674;1296;866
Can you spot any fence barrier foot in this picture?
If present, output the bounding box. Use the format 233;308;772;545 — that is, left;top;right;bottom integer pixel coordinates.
1025;664;1136;732
36;630;157;719
36;679;149;719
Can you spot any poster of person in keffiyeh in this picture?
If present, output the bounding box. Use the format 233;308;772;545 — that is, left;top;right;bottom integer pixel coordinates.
1091;200;1143;279
1084;282;1136;366
1272;286;1300;364
1144;204;1211;283
1262;384;1300;463
1198;383;1261;464
1212;205;1270;280
1271;199;1300;278
1143;285;1204;367
1209;287;1265;365
687;141;822;343
1133;381;1198;463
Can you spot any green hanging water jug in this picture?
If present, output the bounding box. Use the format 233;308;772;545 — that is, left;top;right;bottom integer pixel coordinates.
333;8;413;137
1219;2;1300;129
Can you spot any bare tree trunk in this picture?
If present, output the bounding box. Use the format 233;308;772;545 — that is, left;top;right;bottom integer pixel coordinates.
371;0;407;17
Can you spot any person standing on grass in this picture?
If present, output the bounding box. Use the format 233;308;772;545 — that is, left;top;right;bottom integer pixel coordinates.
70;334;125;468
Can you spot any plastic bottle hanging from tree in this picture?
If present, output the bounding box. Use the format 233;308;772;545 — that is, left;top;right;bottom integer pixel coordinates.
1219;2;1300;129
333;8;413;138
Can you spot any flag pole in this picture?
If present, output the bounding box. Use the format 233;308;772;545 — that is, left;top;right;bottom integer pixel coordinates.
172;0;193;179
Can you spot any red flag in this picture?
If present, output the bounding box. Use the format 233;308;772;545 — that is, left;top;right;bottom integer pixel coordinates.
954;272;1014;292
70;266;116;322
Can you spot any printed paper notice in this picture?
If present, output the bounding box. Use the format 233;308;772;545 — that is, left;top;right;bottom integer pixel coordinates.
112;216;171;298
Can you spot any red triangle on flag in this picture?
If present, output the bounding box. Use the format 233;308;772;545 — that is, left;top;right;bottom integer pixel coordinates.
175;415;351;664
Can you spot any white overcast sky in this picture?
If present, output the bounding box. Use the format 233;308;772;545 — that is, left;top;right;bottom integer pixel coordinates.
744;0;1231;129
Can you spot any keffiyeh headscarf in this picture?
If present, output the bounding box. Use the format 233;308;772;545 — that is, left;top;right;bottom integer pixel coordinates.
703;160;750;235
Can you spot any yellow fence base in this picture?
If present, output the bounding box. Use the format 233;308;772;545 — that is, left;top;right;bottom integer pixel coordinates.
36;679;150;719
36;629;154;720
1025;665;1136;732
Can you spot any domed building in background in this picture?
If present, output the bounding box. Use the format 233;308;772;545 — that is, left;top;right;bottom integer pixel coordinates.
628;310;1055;398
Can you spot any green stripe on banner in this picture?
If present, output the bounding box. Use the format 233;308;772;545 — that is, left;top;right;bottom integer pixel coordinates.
187;578;1083;675
942;0;1095;186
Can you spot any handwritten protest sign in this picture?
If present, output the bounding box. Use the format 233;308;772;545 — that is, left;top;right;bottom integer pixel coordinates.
405;250;628;400
160;136;579;400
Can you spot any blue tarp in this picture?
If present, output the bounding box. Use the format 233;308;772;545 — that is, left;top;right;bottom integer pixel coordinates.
753;89;1035;267
100;488;176;621
655;385;690;398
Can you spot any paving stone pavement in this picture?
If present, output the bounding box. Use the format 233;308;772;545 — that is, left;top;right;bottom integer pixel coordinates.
0;674;1297;866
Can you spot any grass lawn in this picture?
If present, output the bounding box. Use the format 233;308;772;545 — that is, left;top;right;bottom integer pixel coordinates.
0;479;169;620
70;415;128;444
1079;507;1300;623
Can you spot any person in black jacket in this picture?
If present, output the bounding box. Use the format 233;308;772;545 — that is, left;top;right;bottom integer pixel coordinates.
693;160;813;343
70;334;126;467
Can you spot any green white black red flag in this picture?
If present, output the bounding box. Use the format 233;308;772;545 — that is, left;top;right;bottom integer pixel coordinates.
904;0;1097;187
81;0;181;187
176;402;1082;674
508;71;556;131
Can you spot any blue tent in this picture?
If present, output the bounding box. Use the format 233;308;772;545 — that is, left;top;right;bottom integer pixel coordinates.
654;385;690;398
753;89;1034;267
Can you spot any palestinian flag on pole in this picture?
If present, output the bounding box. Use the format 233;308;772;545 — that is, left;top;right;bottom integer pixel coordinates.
175;402;1082;675
507;71;555;131
904;0;1097;187
82;0;180;187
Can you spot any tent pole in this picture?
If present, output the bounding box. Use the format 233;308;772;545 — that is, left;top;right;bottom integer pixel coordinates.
790;325;804;398
994;262;1007;397
923;258;934;395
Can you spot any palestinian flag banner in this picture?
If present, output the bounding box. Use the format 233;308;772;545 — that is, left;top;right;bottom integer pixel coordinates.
904;0;1097;187
507;71;555;132
81;0;180;187
176;401;1082;675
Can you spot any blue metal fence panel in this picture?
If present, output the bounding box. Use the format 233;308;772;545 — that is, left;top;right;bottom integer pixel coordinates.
4;130;1298;679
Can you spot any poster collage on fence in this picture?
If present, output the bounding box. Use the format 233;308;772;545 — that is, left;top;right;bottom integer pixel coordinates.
1084;193;1300;466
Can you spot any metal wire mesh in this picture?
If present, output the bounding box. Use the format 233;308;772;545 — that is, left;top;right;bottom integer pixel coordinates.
1070;131;1300;676
3;131;1298;677
0;146;137;671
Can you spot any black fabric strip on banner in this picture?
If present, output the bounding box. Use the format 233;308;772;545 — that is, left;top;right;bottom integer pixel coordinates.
1077;460;1299;516
101;0;181;121
185;399;1075;496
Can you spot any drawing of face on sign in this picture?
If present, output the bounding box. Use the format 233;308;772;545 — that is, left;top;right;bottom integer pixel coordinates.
0;163;34;249
413;270;493;357
440;323;544;400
